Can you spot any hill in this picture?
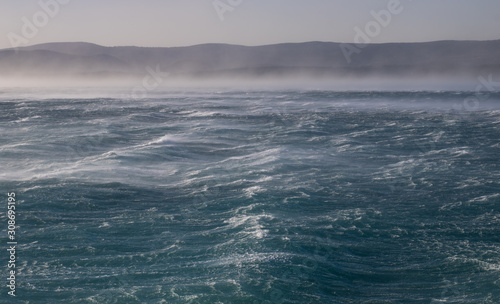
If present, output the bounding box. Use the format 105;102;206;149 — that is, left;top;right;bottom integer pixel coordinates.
1;40;499;80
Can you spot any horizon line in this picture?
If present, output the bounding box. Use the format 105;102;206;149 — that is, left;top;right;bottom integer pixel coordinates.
2;38;500;51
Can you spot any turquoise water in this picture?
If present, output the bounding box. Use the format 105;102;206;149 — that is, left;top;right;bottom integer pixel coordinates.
1;90;499;303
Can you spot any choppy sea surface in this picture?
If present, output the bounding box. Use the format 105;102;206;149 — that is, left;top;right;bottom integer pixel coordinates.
1;89;499;303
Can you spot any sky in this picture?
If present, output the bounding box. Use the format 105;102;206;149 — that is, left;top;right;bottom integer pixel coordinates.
1;0;500;49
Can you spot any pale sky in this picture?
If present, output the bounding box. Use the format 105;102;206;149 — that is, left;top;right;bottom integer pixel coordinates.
1;0;500;49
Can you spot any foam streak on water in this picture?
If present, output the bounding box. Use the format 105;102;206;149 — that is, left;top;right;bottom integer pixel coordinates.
0;90;499;303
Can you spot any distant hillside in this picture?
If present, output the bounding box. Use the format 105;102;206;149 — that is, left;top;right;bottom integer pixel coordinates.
1;40;499;79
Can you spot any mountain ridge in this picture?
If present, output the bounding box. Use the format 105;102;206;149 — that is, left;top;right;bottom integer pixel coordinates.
1;40;499;80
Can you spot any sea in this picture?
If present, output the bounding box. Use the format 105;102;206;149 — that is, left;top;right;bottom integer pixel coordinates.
1;88;499;303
